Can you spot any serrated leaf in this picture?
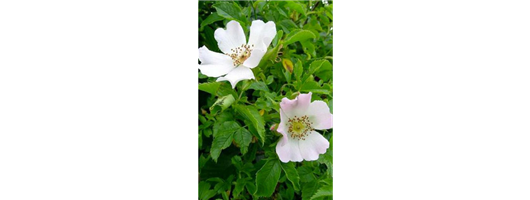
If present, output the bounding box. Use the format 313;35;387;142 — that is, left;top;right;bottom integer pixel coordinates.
284;29;316;45
233;127;252;155
211;121;240;162
199;82;222;95
281;162;300;191
233;177;247;198
255;159;282;197
310;185;333;200
234;105;266;145
301;180;319;200
298;166;316;183
213;3;244;25
317;149;333;177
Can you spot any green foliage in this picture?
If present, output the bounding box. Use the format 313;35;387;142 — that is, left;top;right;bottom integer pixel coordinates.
199;1;333;199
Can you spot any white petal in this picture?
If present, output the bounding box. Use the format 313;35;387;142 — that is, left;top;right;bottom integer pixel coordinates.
306;100;333;130
276;136;303;163
198;46;235;77
280;92;312;118
214;21;246;54
247;20;276;52
198;64;234;78
242;48;266;69
216;66;254;88
299;131;329;161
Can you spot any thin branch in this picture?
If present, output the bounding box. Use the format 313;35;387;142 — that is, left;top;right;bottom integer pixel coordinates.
303;1;321;25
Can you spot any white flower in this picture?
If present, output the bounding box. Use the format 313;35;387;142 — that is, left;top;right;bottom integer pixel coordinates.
275;92;333;162
198;20;277;88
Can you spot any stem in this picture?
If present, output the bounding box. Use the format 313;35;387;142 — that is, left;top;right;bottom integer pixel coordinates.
279;83;296;93
303;1;320;25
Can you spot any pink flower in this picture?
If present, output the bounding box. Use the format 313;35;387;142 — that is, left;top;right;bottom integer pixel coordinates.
275;92;332;162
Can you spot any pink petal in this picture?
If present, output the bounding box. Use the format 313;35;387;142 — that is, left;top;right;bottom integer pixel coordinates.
276;136;303;163
276;108;289;135
306;100;333;130
298;131;330;161
280;92;312;118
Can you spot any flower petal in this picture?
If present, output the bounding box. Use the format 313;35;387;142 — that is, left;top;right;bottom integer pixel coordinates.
276;136;303;163
216;66;254;88
198;46;235;77
298;131;329;161
214;21;246;54
248;20;277;52
242;48;266;69
306;100;333;130
280;92;312;118
277;108;289;134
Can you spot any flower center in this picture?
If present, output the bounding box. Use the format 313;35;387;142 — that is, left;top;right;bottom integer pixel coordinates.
225;44;253;66
287;115;313;140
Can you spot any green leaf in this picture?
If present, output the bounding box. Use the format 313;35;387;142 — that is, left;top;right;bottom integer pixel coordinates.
281;162;300;191
199;181;217;200
294;59;303;81
245;181;257;198
211;121;240;162
248;81;270;92
283;29;317;45
266;76;274;85
233;177;248;198
298;166;316;183
286;1;306;17
231;155;243;170
200;12;224;31
300;79;330;95
199;82;222;95
210;94;235;114
310;185;333;200
260;38;282;66
301;40;316;58
234;105;266;145
255;159;282;197
328;99;333;114
272;30;284;47
308;60;332;76
199;154;209;173
283;68;292;83
301;180;319;200
233;127;252;155
317;149;333;177
213;3;244;25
